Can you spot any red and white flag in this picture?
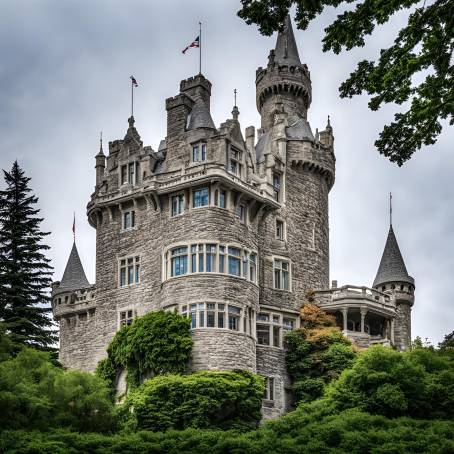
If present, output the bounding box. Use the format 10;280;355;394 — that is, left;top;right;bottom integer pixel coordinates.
130;75;138;87
182;36;200;54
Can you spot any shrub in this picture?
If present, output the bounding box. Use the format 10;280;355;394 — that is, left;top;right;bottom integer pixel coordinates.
97;311;193;390
121;369;265;431
0;347;116;432
326;344;454;420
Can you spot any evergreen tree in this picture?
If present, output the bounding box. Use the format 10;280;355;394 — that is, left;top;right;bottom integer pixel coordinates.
0;161;56;351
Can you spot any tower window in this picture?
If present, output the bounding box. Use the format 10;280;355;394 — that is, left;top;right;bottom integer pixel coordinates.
119;256;140;287
264;377;275;401
273;259;290;291
192;143;207;162
120;162;139;185
122;210;135;230
235;204;246;223
171;194;185;217
215;189;227;208
170;247;188;277
276;219;284;240
228;305;241;331
273;173;281;202
193;187;209;208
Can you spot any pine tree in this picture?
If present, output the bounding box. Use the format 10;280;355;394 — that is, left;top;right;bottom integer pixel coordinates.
0;161;57;351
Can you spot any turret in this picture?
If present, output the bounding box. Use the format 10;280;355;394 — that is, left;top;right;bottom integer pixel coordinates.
373;221;415;351
256;15;312;131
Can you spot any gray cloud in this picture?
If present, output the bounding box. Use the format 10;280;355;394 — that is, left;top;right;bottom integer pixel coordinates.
0;0;452;344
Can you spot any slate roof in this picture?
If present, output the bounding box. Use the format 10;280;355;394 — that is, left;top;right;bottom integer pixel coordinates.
59;242;90;291
373;226;414;287
187;98;216;130
286;118;315;141
274;14;301;67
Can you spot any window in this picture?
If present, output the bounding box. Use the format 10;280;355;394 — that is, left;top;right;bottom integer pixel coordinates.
121;162;139;185
276;219;284;240
256;312;295;347
273;172;281;201
171;194;185;216
119;256;140;287
235;204;246;223
228;247;241;276
228;305;241;331
193;143;207;162
229;148;242;176
170;247;188;277
214;189;227;208
164;242;257;283
122;210;135;230
274;259;290;290
181;302;240;331
193;187;209;208
120;309;135;327
264;377;275;401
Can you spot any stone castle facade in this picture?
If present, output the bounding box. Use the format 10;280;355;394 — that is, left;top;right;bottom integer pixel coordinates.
51;17;415;417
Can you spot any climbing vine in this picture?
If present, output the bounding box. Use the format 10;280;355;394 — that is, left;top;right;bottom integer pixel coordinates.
96;311;193;391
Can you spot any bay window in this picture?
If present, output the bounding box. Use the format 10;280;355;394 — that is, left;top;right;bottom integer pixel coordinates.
193;187;209;208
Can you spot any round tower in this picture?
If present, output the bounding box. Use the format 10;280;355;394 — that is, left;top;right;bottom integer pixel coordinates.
373;224;415;351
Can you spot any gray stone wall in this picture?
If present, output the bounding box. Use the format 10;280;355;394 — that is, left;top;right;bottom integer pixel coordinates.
394;302;412;351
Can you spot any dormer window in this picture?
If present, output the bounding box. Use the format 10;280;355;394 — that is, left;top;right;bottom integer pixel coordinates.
229;148;242;176
121;162;139;185
193;143;206;162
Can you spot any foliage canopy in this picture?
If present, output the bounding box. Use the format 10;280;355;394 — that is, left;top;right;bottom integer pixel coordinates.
237;0;454;165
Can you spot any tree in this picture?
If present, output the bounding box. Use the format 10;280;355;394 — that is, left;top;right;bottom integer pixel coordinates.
237;0;454;165
438;330;454;351
0;161;56;351
285;304;357;404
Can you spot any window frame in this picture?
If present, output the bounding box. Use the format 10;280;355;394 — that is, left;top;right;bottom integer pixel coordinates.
122;210;136;230
171;193;185;217
119;309;136;328
192;187;210;208
256;311;297;348
229;146;243;177
273;257;291;291
275;218;285;241
192;142;207;163
119;255;140;287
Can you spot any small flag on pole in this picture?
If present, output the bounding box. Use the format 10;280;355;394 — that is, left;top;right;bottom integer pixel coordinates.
130;75;138;87
72;213;75;239
182;36;200;54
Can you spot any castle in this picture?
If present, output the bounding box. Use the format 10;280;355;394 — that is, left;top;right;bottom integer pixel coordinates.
51;16;415;418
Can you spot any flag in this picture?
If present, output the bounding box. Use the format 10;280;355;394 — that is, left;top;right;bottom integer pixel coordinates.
182;36;200;54
72;213;75;237
130;75;138;87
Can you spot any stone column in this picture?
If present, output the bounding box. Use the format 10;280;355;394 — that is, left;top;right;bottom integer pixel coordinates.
342;307;348;332
390;318;395;345
360;308;367;333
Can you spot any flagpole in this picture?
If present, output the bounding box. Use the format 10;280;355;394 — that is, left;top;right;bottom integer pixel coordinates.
131;78;134;117
199;22;202;75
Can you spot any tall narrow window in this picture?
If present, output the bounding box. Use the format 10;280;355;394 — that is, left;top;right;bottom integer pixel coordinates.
265;377;275;400
229;148;242;176
274;259;290;290
228;247;241;276
122;211;135;230
171;194;184;216
249;253;257;283
119;256;140;287
257;324;270;345
193;188;209;208
128;162;136;184
206;244;216;272
219;190;226;208
219;246;226;273
273;173;281;201
235;204;246;223
228;306;241;331
121;165;128;185
276;219;284;240
193;143;207;162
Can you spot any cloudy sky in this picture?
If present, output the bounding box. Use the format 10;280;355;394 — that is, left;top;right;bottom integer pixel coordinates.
0;0;452;344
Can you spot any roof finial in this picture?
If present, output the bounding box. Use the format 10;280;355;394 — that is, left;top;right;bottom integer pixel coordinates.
234;88;237;107
390;192;393;227
99;131;103;153
72;212;76;242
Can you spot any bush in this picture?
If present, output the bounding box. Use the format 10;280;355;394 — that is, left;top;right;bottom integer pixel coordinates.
285;304;357;404
121;369;264;431
326;344;454;420
97;311;193;390
0;348;116;432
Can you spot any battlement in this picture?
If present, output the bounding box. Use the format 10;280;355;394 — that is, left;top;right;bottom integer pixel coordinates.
180;74;212;96
52;285;96;319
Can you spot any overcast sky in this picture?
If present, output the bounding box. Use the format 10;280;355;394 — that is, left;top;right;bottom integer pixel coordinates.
0;0;452;344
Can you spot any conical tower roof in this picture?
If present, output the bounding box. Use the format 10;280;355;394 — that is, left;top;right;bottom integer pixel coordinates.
59;241;90;291
187;98;216;130
274;15;301;67
373;226;414;287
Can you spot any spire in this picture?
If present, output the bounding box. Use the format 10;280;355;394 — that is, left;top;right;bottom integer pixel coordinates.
232;88;239;121
96;131;105;157
373;225;414;288
59;242;90;291
274;14;301;67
